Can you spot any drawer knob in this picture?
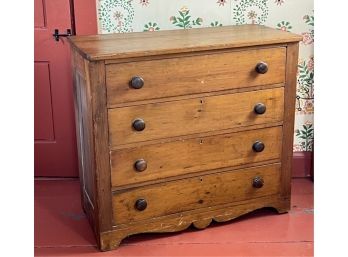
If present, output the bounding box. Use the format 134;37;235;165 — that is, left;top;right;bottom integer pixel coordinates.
135;199;147;211
134;159;147;172
132;118;145;131
254;103;266;115
252;176;264;188
252;141;265;152
130;76;144;89
255;62;268;74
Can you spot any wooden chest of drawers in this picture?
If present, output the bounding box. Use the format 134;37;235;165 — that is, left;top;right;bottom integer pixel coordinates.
68;25;301;251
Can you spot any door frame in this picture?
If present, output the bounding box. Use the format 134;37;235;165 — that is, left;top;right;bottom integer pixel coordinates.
72;0;98;35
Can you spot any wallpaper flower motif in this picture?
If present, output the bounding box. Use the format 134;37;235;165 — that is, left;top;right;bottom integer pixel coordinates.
217;0;228;7
170;7;203;29
294;10;314;149
274;0;284;6
211;21;223;27
139;0;149;7
294;122;314;151
302;14;314;45
143;22;160;31
97;0;134;33
276;21;292;32
296;57;314;115
233;0;269;25
97;0;314;152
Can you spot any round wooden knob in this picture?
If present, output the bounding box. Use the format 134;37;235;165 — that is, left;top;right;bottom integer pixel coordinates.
134;159;147;172
135;199;147;211
254;103;266;115
252;176;264;188
132;118;145;131
255;62;268;74
130;76;144;89
252;141;265;152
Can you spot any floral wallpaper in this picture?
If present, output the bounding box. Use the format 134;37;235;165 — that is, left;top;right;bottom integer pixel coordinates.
97;0;314;152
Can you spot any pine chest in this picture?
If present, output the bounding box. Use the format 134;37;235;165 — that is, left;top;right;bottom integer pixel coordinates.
68;25;302;251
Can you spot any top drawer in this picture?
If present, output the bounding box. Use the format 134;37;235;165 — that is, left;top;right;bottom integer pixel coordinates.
106;47;286;106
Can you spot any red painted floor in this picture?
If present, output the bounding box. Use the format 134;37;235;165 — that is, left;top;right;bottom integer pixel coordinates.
35;178;313;256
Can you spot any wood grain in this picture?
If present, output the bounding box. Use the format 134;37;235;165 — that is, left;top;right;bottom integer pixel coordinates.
68;24;302;61
72;53;85;210
104;44;288;65
112;163;281;225
280;42;300;200
72;50;86;78
106;47;286;105
111;159;283;192
108;87;284;146
79;74;94;198
101;194;288;251
107;83;283;109
87;61;113;233
72;53;98;234
111;126;282;187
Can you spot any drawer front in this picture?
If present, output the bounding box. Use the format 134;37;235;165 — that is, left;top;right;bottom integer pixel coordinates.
111;126;282;187
112;163;281;224
106;47;286;106
108;87;284;146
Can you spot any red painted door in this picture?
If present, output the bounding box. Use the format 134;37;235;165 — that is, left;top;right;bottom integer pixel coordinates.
34;0;77;177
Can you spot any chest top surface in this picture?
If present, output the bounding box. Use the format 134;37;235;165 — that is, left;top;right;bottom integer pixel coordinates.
68;24;302;61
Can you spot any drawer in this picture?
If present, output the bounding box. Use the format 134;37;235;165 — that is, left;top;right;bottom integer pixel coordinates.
108;87;284;146
112;163;281;224
111;126;282;187
106;47;286;106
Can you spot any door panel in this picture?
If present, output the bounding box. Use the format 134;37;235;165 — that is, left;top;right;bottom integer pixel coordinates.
34;62;55;140
34;0;46;28
34;0;78;176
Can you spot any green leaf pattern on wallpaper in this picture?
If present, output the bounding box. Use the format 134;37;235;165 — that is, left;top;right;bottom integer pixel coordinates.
296;57;314;114
276;21;292;32
170;7;203;29
302;13;314;45
143;22;160;32
293;11;314;151
295;123;314;151
211;21;223;27
97;0;314;152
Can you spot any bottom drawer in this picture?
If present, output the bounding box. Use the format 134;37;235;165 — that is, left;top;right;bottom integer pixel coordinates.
112;163;281;225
